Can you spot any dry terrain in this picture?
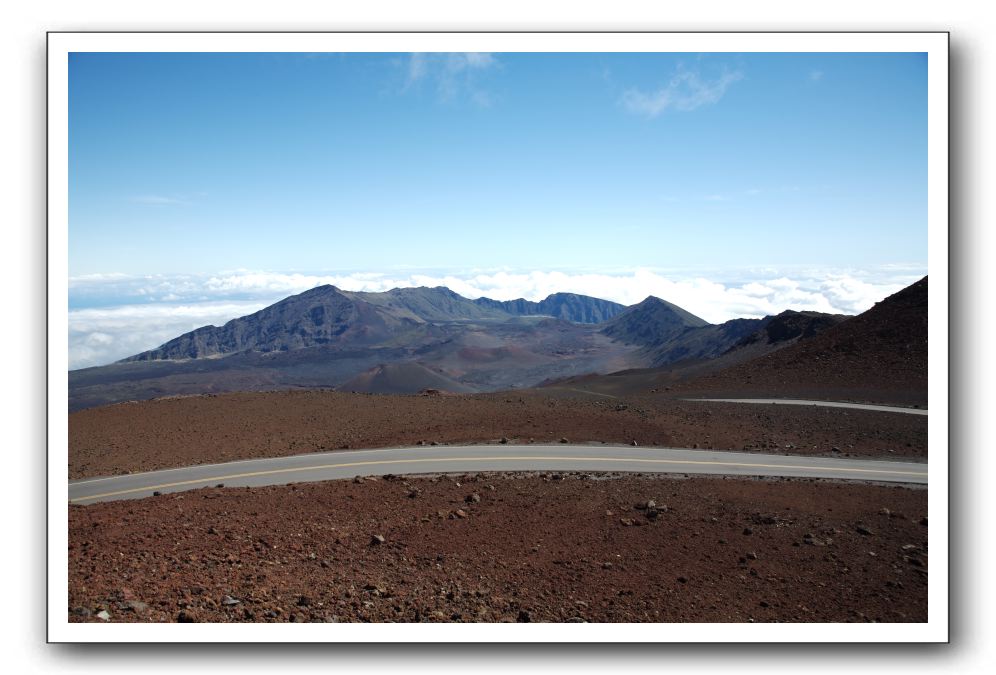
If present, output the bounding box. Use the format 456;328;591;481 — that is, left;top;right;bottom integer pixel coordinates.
69;390;927;479
68;472;928;623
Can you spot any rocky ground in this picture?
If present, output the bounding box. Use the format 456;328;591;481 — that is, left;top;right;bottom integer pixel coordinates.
69;390;927;479
68;472;928;623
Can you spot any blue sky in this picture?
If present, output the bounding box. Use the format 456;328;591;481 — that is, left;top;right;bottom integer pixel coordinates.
70;52;926;276
68;52;928;367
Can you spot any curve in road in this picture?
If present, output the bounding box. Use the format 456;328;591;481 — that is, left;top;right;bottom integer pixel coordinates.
683;398;927;416
69;444;928;504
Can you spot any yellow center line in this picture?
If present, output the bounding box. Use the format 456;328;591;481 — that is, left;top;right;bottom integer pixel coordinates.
69;455;928;503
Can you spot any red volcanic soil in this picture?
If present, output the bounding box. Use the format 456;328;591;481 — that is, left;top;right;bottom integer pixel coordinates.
337;362;474;395
69;390;926;479
68;473;927;623
673;278;928;406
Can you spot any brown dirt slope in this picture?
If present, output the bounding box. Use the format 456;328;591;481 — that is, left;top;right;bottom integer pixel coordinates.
69;390;926;479
675;277;928;405
337;362;475;394
68;473;928;623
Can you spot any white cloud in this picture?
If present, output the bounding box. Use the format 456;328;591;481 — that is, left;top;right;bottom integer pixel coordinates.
69;300;270;369
622;68;743;117
402;52;498;105
810;70;824;82
67;267;924;369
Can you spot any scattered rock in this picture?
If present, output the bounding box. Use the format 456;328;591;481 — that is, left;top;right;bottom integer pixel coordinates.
559;437;569;444
152;491;162;496
856;525;875;536
95;610;111;621
297;596;312;607
370;534;386;546
517;610;532;623
221;595;241;606
465;493;481;504
124;600;148;614
452;509;468;519
499;437;509;444
619;518;635;527
743;527;753;536
746;551;758;560
176;610;197;623
676;576;688;584
631;440;638;446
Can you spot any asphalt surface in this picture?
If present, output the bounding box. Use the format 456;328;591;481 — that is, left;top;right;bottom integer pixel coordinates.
69;444;928;504
684;398;928;416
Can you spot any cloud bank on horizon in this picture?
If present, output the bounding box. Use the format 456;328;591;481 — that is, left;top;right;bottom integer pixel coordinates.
67;266;925;370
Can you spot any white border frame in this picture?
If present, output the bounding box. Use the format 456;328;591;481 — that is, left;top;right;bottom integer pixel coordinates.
48;31;949;643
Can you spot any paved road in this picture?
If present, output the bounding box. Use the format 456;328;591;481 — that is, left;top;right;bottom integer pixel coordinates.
683;398;928;416
69;444;928;504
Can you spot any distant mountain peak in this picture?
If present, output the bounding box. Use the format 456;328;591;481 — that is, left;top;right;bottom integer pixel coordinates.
472;292;626;324
600;294;709;349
